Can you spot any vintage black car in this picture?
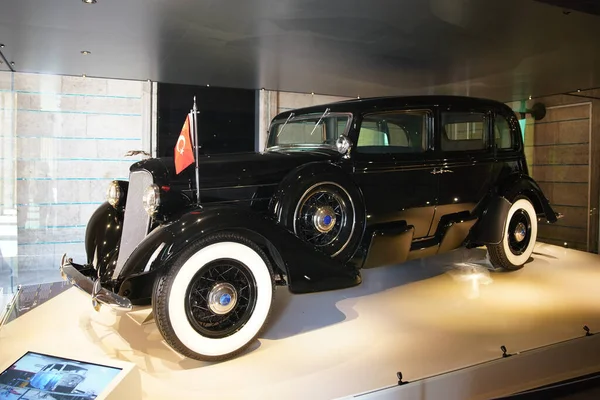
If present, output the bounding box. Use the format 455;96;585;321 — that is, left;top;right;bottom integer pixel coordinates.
60;95;559;361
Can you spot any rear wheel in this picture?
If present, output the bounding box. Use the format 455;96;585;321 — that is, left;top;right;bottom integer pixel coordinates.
487;197;538;271
152;232;274;361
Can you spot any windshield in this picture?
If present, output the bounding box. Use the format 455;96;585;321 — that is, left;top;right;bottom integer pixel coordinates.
267;112;352;149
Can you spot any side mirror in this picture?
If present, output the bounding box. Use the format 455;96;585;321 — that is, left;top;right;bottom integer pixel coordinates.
336;135;353;157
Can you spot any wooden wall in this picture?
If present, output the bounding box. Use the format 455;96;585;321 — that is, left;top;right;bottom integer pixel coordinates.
512;92;599;253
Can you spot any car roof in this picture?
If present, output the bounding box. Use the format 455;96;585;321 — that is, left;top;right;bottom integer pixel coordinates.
273;95;513;120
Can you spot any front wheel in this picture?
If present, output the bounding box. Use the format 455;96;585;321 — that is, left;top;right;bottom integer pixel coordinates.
487;197;538;271
152;232;274;361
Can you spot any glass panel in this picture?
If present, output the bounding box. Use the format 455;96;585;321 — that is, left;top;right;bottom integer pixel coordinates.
357;111;427;154
0;71;149;298
494;115;514;149
268;114;351;148
441;112;488;151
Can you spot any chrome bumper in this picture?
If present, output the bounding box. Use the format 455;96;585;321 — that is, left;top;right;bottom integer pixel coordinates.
60;253;132;311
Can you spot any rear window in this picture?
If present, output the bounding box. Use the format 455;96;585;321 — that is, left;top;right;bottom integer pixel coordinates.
441;112;488;152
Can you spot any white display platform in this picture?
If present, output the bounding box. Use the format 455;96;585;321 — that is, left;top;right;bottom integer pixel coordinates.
1;243;600;399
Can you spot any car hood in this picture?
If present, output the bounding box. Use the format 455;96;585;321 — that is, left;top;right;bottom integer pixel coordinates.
130;149;341;188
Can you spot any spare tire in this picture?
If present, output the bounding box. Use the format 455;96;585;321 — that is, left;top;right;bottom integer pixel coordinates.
277;172;365;263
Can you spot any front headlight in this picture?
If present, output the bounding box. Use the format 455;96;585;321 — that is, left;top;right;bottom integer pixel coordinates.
106;181;123;207
143;184;161;216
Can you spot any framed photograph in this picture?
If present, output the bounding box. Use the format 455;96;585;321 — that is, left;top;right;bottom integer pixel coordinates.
0;351;122;399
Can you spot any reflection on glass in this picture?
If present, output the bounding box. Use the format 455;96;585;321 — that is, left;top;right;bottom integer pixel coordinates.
0;71;147;297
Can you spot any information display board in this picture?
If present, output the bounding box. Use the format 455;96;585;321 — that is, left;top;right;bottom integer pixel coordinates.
0;351;122;400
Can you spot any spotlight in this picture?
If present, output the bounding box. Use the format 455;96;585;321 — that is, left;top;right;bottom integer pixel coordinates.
584;325;593;336
500;345;511;358
0;44;4;48
80;50;91;55
82;0;97;4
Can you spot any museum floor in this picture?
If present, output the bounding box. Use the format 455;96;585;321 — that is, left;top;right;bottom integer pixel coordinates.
2;242;600;399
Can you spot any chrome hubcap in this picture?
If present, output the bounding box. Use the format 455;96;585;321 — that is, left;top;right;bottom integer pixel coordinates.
313;206;336;233
207;282;237;315
514;222;527;242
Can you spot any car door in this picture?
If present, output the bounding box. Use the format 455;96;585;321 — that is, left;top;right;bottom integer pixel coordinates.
431;104;496;236
351;108;438;239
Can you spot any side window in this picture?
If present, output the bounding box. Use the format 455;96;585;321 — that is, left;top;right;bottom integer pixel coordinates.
494;115;513;149
357;111;428;154
441;112;488;152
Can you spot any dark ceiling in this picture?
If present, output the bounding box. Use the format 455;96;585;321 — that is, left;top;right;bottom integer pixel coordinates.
0;0;599;102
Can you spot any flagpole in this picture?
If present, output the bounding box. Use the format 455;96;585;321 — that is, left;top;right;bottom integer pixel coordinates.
192;96;201;206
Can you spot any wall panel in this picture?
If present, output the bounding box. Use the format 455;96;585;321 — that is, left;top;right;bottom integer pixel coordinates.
512;97;594;253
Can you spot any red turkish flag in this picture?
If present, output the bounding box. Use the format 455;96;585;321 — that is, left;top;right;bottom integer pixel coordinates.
174;115;195;174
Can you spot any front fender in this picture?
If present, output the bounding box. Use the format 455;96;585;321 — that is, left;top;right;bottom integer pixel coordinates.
269;161;356;221
84;202;123;279
117;204;361;300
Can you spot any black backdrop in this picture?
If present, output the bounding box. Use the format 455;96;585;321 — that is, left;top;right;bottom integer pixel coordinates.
157;83;257;157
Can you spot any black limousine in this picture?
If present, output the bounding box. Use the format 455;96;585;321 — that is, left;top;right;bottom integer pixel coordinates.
60;95;559;361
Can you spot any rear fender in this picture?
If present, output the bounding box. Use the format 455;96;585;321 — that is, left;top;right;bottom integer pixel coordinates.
468;174;557;245
497;174;557;222
117;204;361;299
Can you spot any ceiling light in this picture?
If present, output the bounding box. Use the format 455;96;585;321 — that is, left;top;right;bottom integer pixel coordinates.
80;50;91;55
0;44;4;48
82;0;97;4
10;61;14;66
206;84;210;87
311;92;314;95
528;95;532;100
577;89;581;92
82;74;87;78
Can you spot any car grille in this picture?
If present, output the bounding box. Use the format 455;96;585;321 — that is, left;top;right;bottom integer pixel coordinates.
112;170;153;279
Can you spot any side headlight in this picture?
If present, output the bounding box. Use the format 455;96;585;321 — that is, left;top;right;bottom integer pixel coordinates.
106;181;123;207
143;184;161;216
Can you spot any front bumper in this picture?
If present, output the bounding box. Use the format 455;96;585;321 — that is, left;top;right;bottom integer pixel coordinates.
60;253;132;311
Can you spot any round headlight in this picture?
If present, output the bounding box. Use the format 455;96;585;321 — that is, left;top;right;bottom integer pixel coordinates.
143;184;161;216
106;181;122;207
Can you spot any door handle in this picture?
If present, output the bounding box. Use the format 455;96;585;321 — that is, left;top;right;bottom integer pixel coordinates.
430;168;453;174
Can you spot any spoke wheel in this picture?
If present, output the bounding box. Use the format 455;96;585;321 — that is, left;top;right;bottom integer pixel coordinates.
293;182;355;257
152;232;274;361
185;259;257;339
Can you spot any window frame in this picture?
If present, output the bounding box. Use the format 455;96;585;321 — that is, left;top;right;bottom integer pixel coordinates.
353;108;434;161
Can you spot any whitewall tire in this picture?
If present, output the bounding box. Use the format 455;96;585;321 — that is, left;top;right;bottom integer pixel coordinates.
487;197;538;271
152;232;274;361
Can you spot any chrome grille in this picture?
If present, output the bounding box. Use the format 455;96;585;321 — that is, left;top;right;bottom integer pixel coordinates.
112;170;153;279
